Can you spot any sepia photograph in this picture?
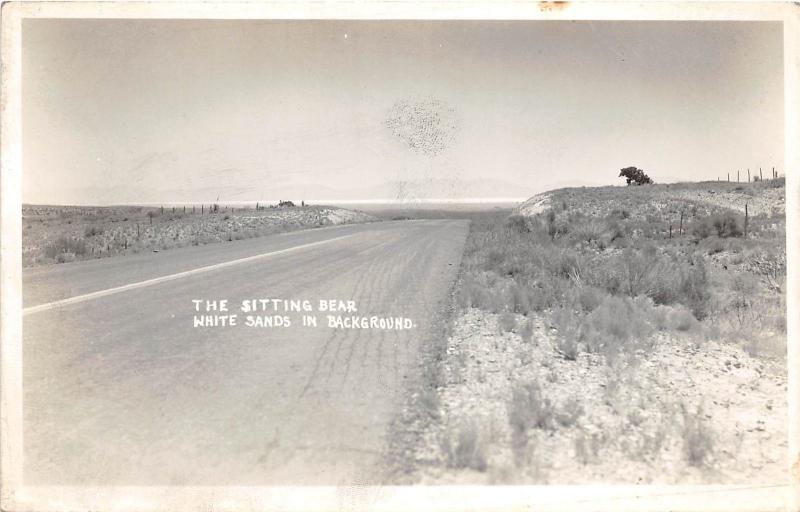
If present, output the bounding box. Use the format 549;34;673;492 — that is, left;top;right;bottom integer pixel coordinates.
1;2;798;511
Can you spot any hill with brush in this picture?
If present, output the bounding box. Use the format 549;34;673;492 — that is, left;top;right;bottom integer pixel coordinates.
399;178;786;485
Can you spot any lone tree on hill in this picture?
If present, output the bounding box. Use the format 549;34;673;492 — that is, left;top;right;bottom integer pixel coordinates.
619;166;653;186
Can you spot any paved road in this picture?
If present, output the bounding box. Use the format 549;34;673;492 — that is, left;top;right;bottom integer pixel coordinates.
23;219;469;485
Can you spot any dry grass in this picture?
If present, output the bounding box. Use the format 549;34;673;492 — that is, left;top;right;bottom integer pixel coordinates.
508;380;555;465
22;204;376;267
424;180;786;483
457;182;785;358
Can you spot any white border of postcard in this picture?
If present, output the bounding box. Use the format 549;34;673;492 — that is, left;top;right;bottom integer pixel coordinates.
2;1;798;511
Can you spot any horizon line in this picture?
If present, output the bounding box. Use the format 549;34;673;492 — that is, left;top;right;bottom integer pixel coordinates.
23;197;533;207
23;178;757;207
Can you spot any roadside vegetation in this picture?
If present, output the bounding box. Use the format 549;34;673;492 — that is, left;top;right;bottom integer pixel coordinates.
460;182;786;359
22;203;376;267
406;178;786;484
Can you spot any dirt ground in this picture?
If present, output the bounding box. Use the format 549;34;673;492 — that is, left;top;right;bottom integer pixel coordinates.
412;309;787;484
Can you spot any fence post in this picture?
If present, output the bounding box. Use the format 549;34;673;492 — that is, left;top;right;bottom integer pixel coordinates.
744;203;748;238
202;204;204;214
747;169;750;182
669;225;672;239
760;168;763;181
727;173;730;182
737;170;740;182
161;205;164;215
679;211;684;237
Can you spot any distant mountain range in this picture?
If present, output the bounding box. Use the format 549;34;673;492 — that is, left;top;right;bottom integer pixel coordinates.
48;178;546;205
285;178;538;202
38;175;639;206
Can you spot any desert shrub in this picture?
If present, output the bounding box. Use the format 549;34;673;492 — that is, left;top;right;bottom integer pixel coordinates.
647;254;710;320
440;421;488;472
519;319;534;343
610;208;631;220
44;236;87;259
598;248;711;320
43;244;57;259
505;282;535;314
691;212;743;239
603;246;664;298
566;285;605;313
675;254;711;320
555;397;584;427
506;214;532;234
484;249;506;272
570;218;606;245
545;209;558;239
705;237;725;255
551;307;582;360
621;246;655;295
511;381;555;431
574;430;602;464
650;304;699;332
731;272;760;295
725;274;761;329
508;380;555;465
556;335;580;361
765;176;785;188
457;275;489;309
581;296;653;354
528;275;571;312
56;252;76;263
725;238;744;253
680;403;714;467
461;201;715;323
711;212;742;237
691;218;714;239
604;218;627;242
498;311;517;333
84;225;103;237
549;250;585;282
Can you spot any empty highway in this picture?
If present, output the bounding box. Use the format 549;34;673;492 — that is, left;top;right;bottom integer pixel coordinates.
23;219;469;485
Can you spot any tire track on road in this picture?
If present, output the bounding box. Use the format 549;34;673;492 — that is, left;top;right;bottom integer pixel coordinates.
298;233;396;398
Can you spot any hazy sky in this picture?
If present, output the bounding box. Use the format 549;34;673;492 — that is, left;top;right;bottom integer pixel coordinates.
23;20;783;204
